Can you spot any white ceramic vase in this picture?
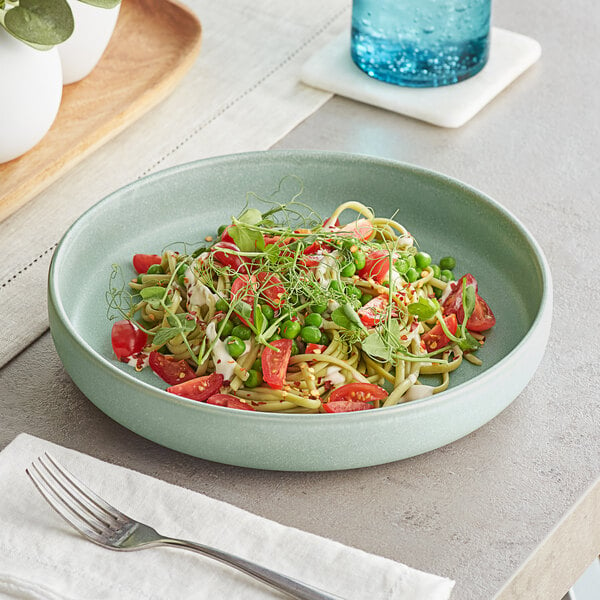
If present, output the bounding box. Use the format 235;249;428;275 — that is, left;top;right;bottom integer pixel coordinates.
58;0;121;84
0;28;63;164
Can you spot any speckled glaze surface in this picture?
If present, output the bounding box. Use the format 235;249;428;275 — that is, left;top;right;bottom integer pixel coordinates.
47;151;552;471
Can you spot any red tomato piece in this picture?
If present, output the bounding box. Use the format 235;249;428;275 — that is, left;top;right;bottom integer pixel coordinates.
305;343;327;354
148;351;197;385
261;338;293;389
329;382;388;404
111;320;147;360
358;295;394;327
467;295;496;332
256;271;286;309
206;394;255;410
442;274;495;332
220;225;235;244
230;273;257;326
421;314;458;353
322;400;375;413
132;254;162;274
357;250;392;283
338;218;374;241
166;373;224;401
212;241;245;270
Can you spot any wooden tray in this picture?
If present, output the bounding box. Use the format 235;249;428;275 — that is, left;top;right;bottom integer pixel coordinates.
0;0;202;223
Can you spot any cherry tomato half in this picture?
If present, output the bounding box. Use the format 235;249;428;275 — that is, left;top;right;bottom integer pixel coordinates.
212;242;245;271
358;295;390;327
442;274;495;332
111;320;147;360
322;400;375;413
231;273;257;326
357;250;392;283
206;394;255;410
329;382;388;404
338;218;374;241
132;254;162;274
256;271;286;309
421;314;458;353
220;225;235;244
148;351;197;385
166;372;224;401
261;338;293;389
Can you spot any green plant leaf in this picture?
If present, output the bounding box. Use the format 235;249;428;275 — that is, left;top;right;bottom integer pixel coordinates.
458;330;480;352
4;0;74;46
152;327;181;347
238;208;262;226
361;332;393;362
407;296;439;320
77;0;120;8
229;224;265;253
166;313;196;333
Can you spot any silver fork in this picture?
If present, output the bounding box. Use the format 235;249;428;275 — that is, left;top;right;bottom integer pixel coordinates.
26;453;344;600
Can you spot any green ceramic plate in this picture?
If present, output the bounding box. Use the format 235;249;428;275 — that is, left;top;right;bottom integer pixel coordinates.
48;151;552;471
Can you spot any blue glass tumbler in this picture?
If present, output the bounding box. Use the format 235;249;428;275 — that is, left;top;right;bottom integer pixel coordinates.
351;0;491;87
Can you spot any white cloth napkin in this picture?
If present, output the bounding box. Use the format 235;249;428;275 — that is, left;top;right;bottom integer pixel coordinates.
0;434;455;599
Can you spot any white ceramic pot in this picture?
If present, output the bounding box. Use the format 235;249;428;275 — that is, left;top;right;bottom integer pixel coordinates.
58;0;121;84
0;28;63;164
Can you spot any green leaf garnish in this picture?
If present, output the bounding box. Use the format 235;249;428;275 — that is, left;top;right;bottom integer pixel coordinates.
229;223;265;252
407;296;440;320
361;331;394;362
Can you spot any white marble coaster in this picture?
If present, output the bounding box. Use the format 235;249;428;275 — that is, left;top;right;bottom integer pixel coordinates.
300;27;541;128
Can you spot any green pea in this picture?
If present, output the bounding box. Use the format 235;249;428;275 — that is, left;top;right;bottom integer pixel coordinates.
405;267;419;283
352;250;366;270
217;224;227;236
215;298;229;312
304;313;323;328
407;255;417;269
394;258;409;274
329;280;344;293
232;324;252;340
252;358;262;371
431;264;442;279
434;287;443;299
137;274;144;284
319;332;330;345
440;269;455;282
225;335;246;358
311;302;328;314
268;333;282;342
218;319;234;338
281;319;301;339
146;263;163;275
245;369;262;388
340;262;356;277
415;252;432;270
360;292;373;306
260;304;274;321
439;256;456;271
290;340;300;356
301;325;322;344
347;285;362;301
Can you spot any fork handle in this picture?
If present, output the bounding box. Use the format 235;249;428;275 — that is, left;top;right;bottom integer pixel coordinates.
160;537;344;600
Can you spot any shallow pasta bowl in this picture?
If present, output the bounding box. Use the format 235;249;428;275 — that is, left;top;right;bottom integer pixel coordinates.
48;150;552;471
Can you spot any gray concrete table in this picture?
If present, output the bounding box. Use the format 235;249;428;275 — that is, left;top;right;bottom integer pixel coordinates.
1;1;599;598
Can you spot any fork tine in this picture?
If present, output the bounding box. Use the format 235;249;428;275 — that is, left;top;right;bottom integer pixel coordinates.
32;457;115;532
42;453;127;522
26;464;103;542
